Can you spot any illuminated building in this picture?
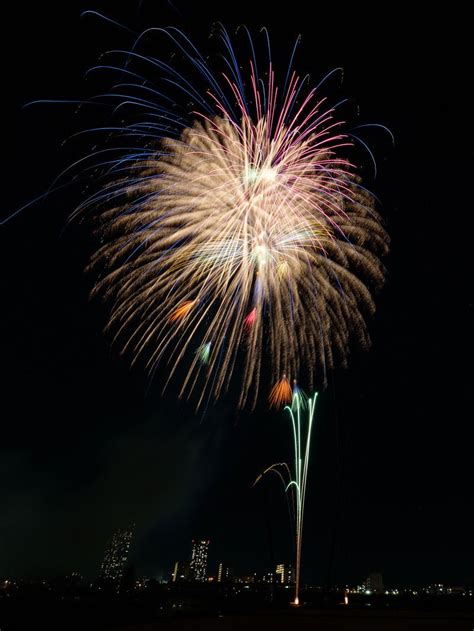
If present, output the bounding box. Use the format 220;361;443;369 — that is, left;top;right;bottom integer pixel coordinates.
189;539;210;582
172;561;190;582
366;572;384;594
276;564;295;585
98;526;134;586
276;564;284;584
217;562;233;583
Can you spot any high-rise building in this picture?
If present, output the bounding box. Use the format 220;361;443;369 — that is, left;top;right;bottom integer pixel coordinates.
217;562;233;583
189;539;210;581
172;561;190;582
275;563;295;584
98;526;134;586
366;572;384;594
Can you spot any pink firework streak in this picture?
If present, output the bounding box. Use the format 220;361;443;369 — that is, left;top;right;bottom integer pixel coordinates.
244;308;257;331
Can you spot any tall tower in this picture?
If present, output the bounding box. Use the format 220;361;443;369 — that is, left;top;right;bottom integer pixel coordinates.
98;526;134;587
217;562;233;583
276;563;295;584
189;539;210;581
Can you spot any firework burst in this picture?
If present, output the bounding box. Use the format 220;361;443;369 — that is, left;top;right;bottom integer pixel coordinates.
269;375;293;409
71;22;388;409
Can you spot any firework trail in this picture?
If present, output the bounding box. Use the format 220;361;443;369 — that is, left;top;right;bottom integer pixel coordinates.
254;387;317;606
60;20;389;409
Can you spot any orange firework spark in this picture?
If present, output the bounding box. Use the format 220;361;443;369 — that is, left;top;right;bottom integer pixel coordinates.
269;375;293;409
169;300;196;323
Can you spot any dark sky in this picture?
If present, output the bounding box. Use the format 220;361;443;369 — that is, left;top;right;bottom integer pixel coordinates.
1;1;472;588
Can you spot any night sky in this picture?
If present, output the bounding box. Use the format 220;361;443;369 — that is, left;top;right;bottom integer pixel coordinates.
2;2;472;588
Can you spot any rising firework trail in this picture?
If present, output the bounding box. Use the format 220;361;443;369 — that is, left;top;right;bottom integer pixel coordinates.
254;386;317;606
24;17;389;409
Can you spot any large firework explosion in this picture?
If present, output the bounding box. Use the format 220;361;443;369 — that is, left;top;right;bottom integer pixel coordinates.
70;19;389;409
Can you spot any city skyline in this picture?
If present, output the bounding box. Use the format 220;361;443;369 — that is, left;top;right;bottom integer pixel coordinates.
4;520;466;593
